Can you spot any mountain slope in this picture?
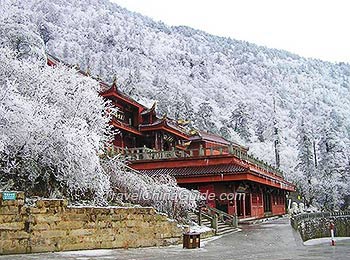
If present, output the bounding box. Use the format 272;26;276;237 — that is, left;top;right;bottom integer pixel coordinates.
2;0;350;208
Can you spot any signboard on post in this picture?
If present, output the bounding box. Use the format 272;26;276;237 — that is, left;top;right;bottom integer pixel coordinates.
2;192;17;201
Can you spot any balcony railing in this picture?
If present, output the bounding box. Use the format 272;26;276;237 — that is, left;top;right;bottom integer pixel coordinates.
109;145;284;177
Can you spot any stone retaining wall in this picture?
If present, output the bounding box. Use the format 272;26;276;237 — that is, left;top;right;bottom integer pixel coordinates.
0;192;182;254
291;212;350;241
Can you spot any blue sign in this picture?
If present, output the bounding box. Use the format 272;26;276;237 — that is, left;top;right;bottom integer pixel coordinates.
2;192;17;201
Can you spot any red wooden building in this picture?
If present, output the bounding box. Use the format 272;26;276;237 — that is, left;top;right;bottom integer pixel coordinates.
47;54;295;220
99;76;294;220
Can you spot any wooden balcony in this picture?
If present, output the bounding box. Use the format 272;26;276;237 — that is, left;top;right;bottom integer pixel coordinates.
111;145;284;178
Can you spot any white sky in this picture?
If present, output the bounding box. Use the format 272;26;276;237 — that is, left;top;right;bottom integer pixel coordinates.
110;0;350;63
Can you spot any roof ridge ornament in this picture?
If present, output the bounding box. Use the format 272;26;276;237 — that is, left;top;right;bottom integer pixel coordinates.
86;66;91;76
150;101;157;111
112;75;117;90
161;113;167;121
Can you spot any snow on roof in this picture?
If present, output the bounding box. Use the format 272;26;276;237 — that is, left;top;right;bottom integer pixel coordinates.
190;131;230;145
190;131;248;150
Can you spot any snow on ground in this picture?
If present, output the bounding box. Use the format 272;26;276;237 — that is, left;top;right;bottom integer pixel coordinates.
189;224;212;233
304;237;350;246
58;249;113;256
200;235;223;247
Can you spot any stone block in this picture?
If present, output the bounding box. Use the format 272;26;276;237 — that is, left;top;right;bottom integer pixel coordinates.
69;228;94;237
0;199;24;207
60;241;97;251
26;207;47;214
96;220;113;228
63;212;90;222
56;220;85;230
125;220;138;228
0;205;19;215
0;214;22;223
30;222;50;231
0;221;25;231
38;199;65;208
34;214;62;223
33;229;67;239
30;244;56;254
1;230;30;240
100;240;118;249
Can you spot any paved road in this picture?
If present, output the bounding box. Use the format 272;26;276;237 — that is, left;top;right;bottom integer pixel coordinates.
1;218;350;260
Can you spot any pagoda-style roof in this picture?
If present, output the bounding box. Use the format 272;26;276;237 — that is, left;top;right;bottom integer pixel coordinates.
129;151;295;192
190;131;249;151
190;131;230;145
111;120;142;136
140;102;157;115
139;164;247;178
100;85;146;111
140;118;190;140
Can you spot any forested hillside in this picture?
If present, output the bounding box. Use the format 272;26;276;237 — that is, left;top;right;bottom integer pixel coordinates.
1;0;350;209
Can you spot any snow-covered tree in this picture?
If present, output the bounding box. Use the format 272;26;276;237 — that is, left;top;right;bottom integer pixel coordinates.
0;48;113;204
316;111;349;210
229;102;251;141
294;117;317;207
103;157;201;220
193;102;218;134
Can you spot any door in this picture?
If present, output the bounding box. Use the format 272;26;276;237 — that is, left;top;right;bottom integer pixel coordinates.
245;193;251;216
264;193;272;213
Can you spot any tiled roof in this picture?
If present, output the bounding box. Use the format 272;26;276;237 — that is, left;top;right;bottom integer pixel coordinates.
190;131;231;145
139;164;247;178
190;131;248;150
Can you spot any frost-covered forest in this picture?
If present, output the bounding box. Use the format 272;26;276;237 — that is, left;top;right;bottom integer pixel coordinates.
0;47;198;218
1;0;350;210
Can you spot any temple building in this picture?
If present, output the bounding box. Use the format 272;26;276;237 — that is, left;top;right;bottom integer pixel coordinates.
47;54;295;221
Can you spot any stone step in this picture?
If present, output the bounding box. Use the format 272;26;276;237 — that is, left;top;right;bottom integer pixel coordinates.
216;227;239;236
189;211;238;236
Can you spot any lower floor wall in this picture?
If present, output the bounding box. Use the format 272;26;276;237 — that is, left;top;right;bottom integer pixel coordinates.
183;181;287;219
0;192;182;255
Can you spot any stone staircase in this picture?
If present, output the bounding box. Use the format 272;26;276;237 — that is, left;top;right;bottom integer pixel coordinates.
189;207;239;236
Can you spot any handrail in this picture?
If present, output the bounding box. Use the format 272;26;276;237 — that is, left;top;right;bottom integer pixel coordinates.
110;144;285;178
206;205;237;226
192;204;238;234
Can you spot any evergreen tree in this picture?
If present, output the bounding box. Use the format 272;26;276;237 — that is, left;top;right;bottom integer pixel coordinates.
316;110;348;210
295;117;316;207
193;102;218;134
229;102;251;141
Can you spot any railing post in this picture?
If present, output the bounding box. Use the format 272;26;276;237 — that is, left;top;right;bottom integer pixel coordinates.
212;214;218;235
229;144;234;154
125;147;129;160
199;145;204;156
232;214;238;228
198;207;202;226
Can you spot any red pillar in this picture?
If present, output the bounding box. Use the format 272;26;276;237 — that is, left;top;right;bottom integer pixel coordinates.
242;194;246;219
234;186;237;216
